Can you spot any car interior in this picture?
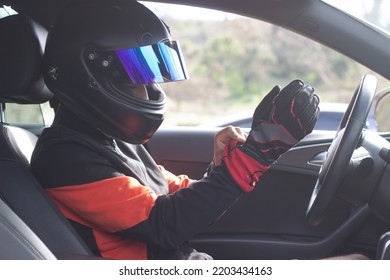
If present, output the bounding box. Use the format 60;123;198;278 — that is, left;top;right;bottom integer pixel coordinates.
2;0;390;261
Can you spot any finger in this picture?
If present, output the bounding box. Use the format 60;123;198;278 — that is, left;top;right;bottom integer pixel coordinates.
234;126;248;141
260;85;281;106
293;90;320;126
276;84;316;122
287;91;319;137
221;126;246;142
215;126;243;144
303;106;320;134
273;80;306;112
252;85;280;128
214;126;245;166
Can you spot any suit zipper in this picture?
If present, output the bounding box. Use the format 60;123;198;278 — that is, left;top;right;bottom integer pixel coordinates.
109;138;124;156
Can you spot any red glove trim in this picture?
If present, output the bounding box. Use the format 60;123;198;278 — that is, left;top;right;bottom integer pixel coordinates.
223;140;270;192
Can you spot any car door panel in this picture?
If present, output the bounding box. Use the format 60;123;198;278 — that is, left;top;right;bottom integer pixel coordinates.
147;126;215;179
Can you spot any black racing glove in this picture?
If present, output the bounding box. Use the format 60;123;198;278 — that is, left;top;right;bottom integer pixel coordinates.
243;79;320;164
223;80;320;192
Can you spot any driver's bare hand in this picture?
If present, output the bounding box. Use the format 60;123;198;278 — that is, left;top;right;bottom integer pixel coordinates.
214;126;247;166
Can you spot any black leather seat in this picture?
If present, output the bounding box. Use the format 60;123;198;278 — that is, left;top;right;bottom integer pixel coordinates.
0;13;92;259
0;198;56;260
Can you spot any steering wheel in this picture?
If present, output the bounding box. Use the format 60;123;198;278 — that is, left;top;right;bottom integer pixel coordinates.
306;74;377;226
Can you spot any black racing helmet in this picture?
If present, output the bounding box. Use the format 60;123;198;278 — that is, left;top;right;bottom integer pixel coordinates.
43;0;188;144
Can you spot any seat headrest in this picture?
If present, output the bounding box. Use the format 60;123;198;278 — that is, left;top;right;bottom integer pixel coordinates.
0;14;52;104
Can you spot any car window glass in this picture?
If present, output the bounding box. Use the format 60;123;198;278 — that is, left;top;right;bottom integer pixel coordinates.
376;93;390;132
6;102;54;127
323;0;390;37
141;2;387;128
6;103;43;125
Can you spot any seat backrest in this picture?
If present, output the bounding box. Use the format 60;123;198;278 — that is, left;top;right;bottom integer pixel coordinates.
0;197;56;260
0;13;92;258
0;125;39;166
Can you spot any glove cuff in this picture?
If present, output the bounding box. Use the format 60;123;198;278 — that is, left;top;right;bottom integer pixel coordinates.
222;140;270;192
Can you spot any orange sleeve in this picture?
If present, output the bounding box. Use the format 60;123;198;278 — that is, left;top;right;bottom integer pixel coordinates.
46;176;158;233
158;165;193;193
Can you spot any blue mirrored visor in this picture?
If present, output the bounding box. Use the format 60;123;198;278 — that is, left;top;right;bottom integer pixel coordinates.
115;40;189;84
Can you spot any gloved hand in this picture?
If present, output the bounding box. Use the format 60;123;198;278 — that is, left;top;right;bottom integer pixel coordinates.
223;80;320;192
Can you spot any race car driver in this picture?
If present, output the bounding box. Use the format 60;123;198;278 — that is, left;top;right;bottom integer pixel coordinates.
31;0;319;259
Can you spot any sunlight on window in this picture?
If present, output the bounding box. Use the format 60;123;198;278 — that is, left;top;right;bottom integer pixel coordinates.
323;0;390;35
140;1;239;21
0;5;17;18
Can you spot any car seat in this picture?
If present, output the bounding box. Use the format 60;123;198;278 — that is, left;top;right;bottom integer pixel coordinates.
0;197;56;259
0;13;93;258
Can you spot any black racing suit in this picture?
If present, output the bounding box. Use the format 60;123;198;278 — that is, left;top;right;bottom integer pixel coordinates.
31;106;243;259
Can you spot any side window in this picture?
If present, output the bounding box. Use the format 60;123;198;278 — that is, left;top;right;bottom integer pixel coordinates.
376;92;390;132
142;2;387;129
6;103;43;125
5;101;54;128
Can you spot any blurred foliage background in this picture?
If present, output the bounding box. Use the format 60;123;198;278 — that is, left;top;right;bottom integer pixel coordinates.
144;4;390;127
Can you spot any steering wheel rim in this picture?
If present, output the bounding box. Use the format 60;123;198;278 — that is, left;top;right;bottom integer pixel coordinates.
306;74;377;226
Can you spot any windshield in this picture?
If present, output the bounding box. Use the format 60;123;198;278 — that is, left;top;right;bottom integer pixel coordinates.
323;0;390;36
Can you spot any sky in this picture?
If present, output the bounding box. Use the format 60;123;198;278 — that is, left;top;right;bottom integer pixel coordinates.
140;1;239;21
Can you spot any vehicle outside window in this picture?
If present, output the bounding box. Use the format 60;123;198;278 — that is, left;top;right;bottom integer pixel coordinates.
5;102;54;134
141;2;389;129
373;87;390;132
